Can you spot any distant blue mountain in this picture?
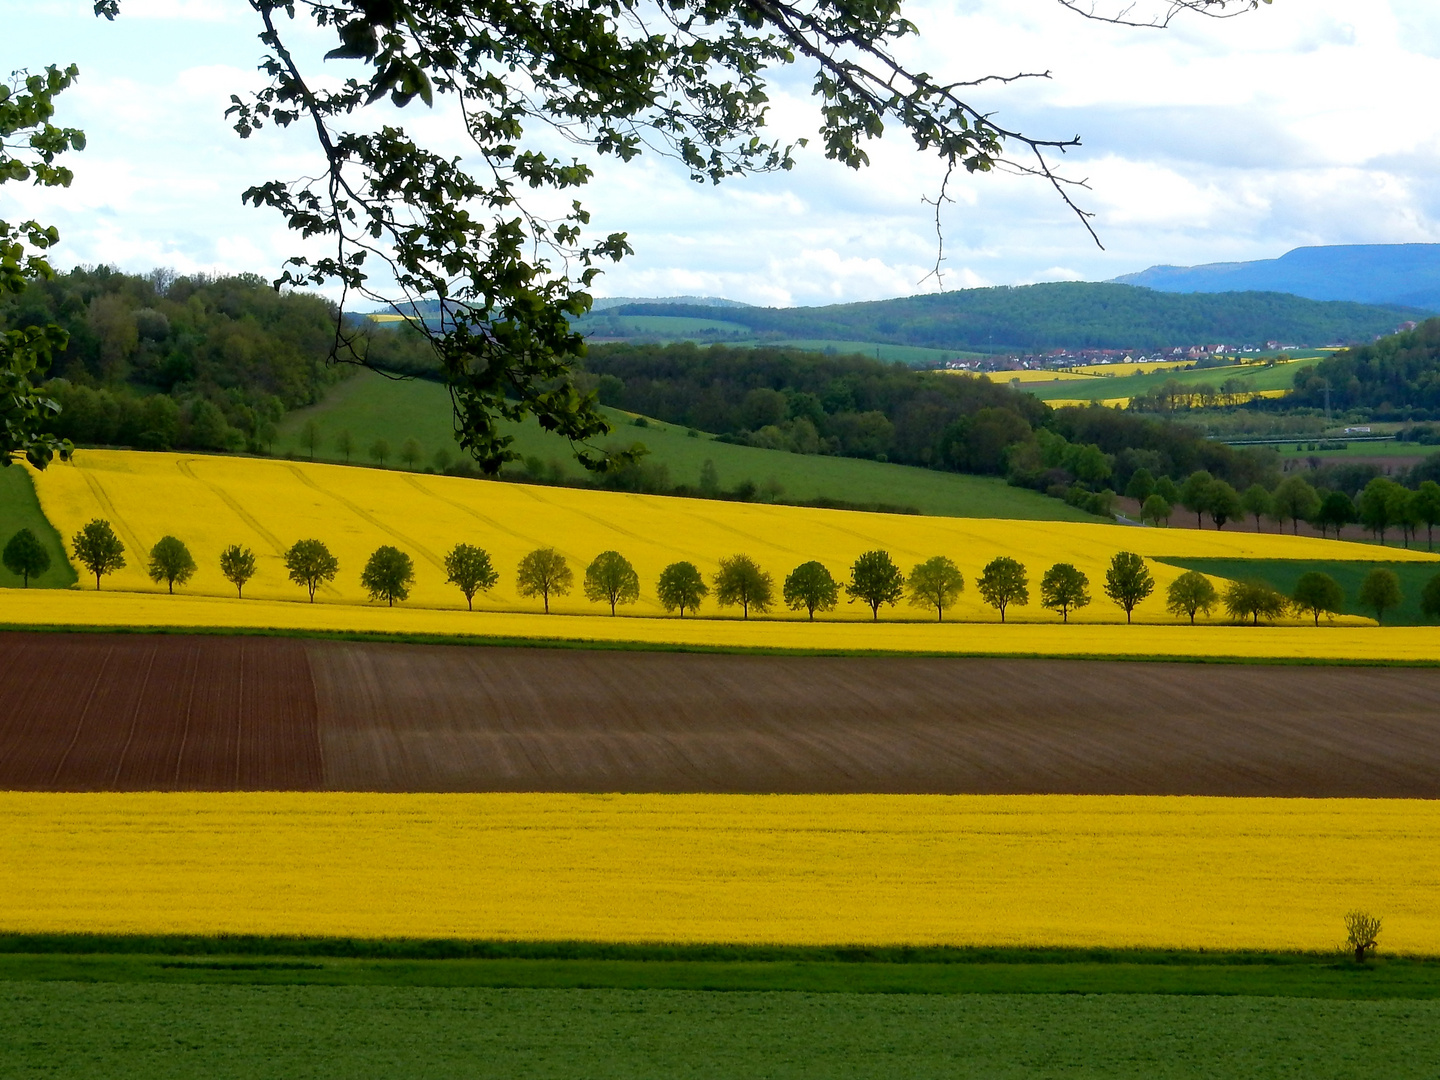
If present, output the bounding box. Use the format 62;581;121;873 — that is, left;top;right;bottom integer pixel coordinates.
1113;244;1440;312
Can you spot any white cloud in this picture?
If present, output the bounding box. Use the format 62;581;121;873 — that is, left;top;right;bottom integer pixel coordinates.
9;0;1440;305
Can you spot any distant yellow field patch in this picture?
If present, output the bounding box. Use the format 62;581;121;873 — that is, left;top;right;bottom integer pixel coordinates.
1;793;1434;953
948;369;1094;384
27;451;1433;629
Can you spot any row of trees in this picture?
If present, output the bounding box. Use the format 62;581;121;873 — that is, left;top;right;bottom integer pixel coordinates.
50;519;1440;625
1127;467;1440;547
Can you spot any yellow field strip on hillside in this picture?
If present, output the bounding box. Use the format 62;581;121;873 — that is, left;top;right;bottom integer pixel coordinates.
26;451;1438;633
0;793;1434;953
12;588;1440;661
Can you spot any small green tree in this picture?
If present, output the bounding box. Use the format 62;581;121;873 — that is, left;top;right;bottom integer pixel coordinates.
698;459;720;497
1166;570;1218;625
444;543;499;610
335;428;355;463
1206;480;1242;530
657;561;709;617
1358;567;1402;624
516;547;573;613
846;549;904;621
301;418;322;460
1141;494;1172;527
584;550;641;615
783;560;838;621
147;535;197;594
361;545;415;606
71;519;126;590
1344;910;1382;964
905;556;964;622
977;556;1028;623
433;447;453;472
1272;475;1320;535
1179;470;1214;529
1040;562;1089;623
401;437;423;470
219;544;257;598
1155;476;1181;506
713;554;773;619
284;538;339;602
368;438;391;467
1223;579;1287;625
1124;468;1155;505
1315;490;1356;539
1421;572;1440;620
1291;571;1344;626
1104;551;1154;623
1240;484;1272;531
1414;481;1440;551
3;528;50;586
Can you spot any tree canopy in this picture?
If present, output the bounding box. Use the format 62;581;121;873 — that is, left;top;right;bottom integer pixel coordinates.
714;554;773;619
783;560;838;621
846;549;904;621
2;527;50;586
146;535;196;594
905;555;964;622
516;547;573;613
70;517;124;589
444;542;500;610
977;556;1028;622
657;560;709;617
284;537;339;602
584;550;641;615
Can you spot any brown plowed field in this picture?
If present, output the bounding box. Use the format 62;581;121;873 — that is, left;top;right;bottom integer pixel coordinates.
4;632;1440;796
0;633;321;790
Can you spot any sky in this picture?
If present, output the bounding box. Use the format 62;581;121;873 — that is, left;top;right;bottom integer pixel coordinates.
7;0;1440;308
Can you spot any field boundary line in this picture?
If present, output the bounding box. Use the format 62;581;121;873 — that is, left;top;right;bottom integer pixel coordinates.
4;622;1440;667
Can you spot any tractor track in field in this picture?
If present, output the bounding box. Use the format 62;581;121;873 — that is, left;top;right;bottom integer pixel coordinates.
4;630;1440;796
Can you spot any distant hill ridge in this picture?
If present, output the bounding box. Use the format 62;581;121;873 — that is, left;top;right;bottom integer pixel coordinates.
1114;244;1440;311
610;281;1421;352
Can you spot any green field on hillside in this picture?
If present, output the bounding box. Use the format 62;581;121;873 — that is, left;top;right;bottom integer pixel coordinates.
1157;557;1440;625
1271;440;1427;460
0;467;77;589
1024;356;1324;403
766;339;980;364
275;371;1093;521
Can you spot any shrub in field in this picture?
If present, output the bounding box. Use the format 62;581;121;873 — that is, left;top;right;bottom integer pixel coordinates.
517;547;572;614
977;556;1028;623
71;519;126;590
368;438;390;467
445;543;499;610
362;545;415;606
285;538;339;602
147;536;197;594
1291;571;1344;626
783;560;838;621
1104;552;1154;623
1166;570;1217;625
714;554;773;620
401;438;423;470
846;549;903;621
1040;562;1089;623
584;550;640;615
1422;572;1440;621
220;545;257;598
3;528;50;586
1223;579;1287;625
905;556;964;622
1358;567;1402;624
657;561;708;617
1344;910;1382;963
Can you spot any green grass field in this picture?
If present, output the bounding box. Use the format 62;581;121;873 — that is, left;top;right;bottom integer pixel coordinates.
1271;440;1426;460
275;371;1092;521
1023;356;1324;403
2;940;1439;1080
1157;557;1440;625
0;466;77;589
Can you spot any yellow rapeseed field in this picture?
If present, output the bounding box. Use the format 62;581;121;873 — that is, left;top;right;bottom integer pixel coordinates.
27;451;1437;634
0;793;1435;953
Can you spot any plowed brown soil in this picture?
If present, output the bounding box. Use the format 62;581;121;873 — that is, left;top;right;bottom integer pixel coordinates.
0;633;321;790
4;632;1440;795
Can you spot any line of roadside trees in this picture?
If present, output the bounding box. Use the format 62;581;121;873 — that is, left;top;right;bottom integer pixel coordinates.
1129;468;1440;547
33;518;1440;626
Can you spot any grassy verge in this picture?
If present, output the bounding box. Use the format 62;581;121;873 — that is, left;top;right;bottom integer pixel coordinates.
1158;557;1440;626
0;936;1434;998
6;619;1440;666
0;466;76;589
274;371;1091;521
